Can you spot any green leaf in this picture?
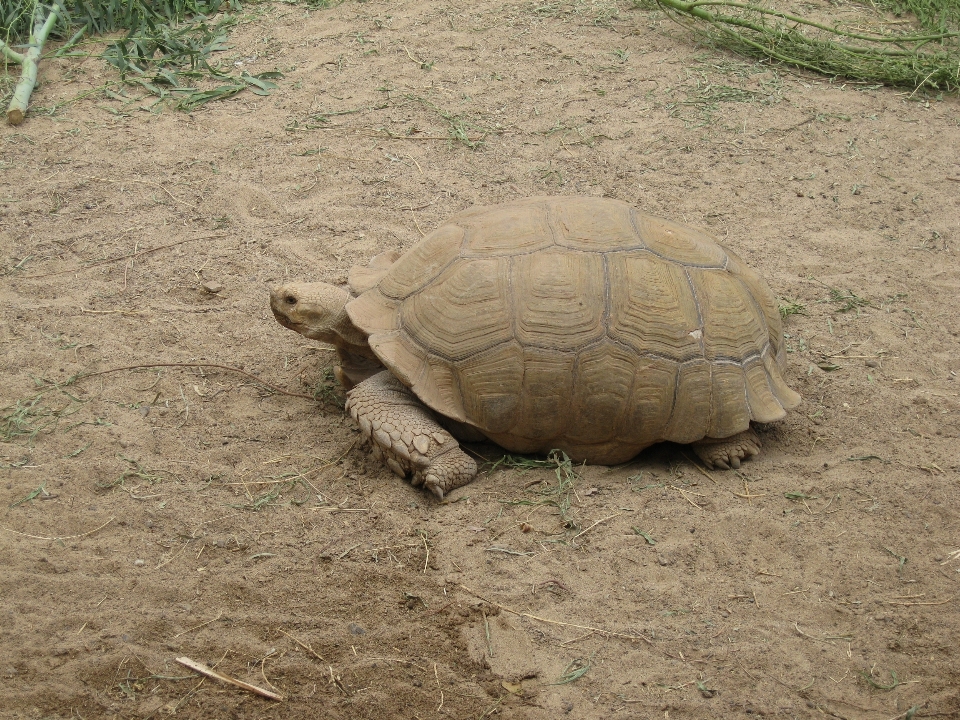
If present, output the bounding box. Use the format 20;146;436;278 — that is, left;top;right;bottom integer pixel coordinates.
860;669;901;690
550;657;592;685
10;482;46;508
176;82;244;110
241;71;281;95
632;527;656;545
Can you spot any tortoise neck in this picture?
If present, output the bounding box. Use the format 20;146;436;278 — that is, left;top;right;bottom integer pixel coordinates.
332;307;375;358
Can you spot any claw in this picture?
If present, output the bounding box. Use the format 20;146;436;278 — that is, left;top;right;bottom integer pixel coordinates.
713;458;730;470
730;456;741;469
424;475;444;500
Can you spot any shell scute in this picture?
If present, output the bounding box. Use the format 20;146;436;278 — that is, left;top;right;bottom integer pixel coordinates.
690;268;770;362
744;357;787;423
459;201;555;255
568;341;636;445
402;257;513;361
378;225;463;300
368;330;428;391
552;197;641;251
513;250;606;351
663;360;713;444
619;357;678;447
512;347;576;442
707;363;752;439
455;341;524;434
726;251;787;362
607;252;702;360
346;288;399;335
633;211;727;268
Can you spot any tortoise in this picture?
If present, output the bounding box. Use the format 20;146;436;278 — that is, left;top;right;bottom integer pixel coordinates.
270;196;800;499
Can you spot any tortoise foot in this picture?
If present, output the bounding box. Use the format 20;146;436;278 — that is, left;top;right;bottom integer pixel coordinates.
691;429;761;470
345;371;477;499
412;451;477;500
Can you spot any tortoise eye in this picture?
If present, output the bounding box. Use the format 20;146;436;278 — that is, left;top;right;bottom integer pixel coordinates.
284;295;297;305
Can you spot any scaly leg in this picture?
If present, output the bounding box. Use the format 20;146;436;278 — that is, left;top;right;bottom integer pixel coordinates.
691;429;761;470
345;371;477;499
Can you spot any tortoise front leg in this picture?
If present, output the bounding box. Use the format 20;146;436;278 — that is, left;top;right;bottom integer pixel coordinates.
691;429;761;470
345;371;477;499
334;346;384;390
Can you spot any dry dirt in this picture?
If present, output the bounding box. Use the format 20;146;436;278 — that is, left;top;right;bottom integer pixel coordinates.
2;1;959;718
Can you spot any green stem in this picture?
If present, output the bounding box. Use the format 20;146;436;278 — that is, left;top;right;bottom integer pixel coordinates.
53;23;89;58
660;0;955;55
712;23;840;76
653;0;960;89
6;2;62;126
0;38;27;65
682;0;958;44
704;9;946;58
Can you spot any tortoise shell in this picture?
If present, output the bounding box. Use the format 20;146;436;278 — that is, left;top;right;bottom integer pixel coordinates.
346;196;800;464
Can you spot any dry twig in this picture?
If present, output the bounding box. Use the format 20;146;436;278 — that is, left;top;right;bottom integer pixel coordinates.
0;516;114;541
459;584;652;644
16;236;223;279
278;629;324;661
74;363;316;400
175;656;283;701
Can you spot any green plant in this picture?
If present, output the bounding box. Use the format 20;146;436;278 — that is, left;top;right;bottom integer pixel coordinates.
493;450;581;531
778;298;806;318
637;0;960;92
0;1;287;124
1;377;85;444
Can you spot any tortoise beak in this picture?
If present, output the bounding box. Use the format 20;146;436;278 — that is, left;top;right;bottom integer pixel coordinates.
269;288;300;330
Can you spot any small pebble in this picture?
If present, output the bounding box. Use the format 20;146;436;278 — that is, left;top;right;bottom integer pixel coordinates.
201;280;223;294
134;559;145;566
865;359;879;368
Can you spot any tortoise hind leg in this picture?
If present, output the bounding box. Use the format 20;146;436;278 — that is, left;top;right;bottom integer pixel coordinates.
345;371;477;499
691;429;761;470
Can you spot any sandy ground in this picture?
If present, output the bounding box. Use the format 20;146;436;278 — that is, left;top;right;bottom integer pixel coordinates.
2;1;959;718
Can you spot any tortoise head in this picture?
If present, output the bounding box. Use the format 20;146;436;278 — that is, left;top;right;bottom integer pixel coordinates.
269;282;354;345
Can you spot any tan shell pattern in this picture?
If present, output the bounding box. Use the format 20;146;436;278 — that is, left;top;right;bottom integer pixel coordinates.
346;197;800;464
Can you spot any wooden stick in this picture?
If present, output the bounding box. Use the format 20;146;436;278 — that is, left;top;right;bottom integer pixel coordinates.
459;584;652;645
73;363;317;401
173;611;224;638
572;512;621;541
19;235;223;279
175;656;283;701
886;596;955;606
278;629;324;661
0;517;114;541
